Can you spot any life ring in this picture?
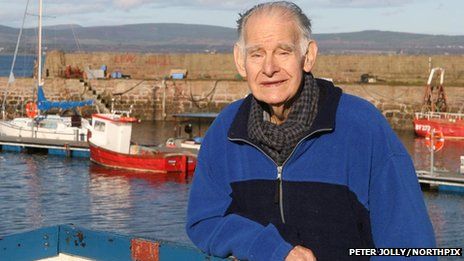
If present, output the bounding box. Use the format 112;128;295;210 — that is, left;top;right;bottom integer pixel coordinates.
425;129;445;152
25;102;38;118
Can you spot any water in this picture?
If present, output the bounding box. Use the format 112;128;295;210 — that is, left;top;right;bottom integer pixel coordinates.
401;131;464;174
0;122;463;252
0;55;35;78
397;130;464;253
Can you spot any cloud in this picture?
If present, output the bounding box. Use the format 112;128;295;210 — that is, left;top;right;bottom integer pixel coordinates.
112;0;153;9
105;0;420;11
111;0;258;10
381;8;404;16
0;0;443;29
322;0;417;8
3;0;419;21
196;0;253;7
45;3;107;16
0;0;429;14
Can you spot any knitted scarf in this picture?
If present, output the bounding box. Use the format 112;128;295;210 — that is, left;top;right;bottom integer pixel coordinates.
247;73;319;166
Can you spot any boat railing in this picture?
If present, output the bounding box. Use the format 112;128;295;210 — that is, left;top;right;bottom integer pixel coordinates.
415;111;464;121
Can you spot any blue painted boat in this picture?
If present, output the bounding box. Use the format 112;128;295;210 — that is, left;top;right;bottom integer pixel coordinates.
0;224;230;261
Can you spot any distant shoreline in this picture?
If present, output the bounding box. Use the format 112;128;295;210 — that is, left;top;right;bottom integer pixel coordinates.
1;24;463;55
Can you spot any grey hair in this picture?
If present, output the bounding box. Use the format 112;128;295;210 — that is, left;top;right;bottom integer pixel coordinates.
236;1;312;56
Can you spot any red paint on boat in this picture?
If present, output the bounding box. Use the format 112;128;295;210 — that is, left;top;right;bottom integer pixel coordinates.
90;143;196;174
92;114;138;123
413;116;464;139
131;239;160;261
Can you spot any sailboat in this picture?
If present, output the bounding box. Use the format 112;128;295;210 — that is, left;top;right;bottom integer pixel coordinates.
0;0;94;142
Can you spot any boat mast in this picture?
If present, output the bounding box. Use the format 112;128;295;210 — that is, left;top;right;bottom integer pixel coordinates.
38;0;43;88
37;0;43;115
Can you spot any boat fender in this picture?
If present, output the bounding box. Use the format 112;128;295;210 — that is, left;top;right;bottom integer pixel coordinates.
166;138;176;148
25;102;38;118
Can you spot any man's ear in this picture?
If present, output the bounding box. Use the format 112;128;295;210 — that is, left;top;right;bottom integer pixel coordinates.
234;43;247;78
303;40;318;73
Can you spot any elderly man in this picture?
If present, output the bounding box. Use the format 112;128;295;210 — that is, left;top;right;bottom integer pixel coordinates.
186;1;436;260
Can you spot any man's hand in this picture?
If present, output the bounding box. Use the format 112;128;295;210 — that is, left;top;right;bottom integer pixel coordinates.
285;245;317;261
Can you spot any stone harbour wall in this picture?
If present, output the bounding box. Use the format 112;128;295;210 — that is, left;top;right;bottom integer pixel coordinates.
1;77;464;131
44;51;464;86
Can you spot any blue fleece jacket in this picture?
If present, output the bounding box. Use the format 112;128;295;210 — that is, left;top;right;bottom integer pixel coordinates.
186;79;436;261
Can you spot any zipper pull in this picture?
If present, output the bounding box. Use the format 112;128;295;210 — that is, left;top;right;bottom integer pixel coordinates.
274;166;282;204
277;166;283;179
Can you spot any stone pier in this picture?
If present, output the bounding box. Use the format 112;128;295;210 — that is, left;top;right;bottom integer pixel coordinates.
1;76;464;131
2;52;464;130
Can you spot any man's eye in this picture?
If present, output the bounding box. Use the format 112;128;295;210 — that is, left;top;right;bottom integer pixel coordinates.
278;51;290;56
250;53;263;58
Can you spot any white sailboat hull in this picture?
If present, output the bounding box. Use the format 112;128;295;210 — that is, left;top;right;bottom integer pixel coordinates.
0;117;89;142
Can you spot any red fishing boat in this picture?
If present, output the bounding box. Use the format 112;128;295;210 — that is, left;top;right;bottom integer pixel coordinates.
413;67;464;139
413;112;464;138
88;112;196;174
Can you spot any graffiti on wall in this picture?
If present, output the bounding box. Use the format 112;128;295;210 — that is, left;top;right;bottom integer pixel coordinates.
114;54;137;64
146;56;173;66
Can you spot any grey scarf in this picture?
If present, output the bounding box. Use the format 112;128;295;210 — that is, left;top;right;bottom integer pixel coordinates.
247;73;319;166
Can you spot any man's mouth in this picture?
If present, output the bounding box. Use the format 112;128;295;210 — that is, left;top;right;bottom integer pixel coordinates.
260;79;287;87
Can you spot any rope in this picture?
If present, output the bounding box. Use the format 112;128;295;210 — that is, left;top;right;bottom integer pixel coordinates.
168;80;220;109
184;80;220;109
189;80;219;101
70;24;82;52
1;0;31;119
112;80;146;96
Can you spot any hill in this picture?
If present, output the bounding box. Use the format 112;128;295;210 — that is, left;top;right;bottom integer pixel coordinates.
0;23;463;54
316;30;464;54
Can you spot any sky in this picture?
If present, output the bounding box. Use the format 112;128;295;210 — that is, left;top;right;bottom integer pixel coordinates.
0;0;463;35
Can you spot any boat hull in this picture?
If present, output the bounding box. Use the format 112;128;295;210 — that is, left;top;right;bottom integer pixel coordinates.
89;142;196;174
0;117;88;141
413;118;464;138
0;224;229;260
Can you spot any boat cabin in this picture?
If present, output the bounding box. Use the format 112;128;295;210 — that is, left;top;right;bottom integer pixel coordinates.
89;114;138;154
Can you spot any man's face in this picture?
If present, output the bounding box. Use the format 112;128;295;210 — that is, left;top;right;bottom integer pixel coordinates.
234;13;316;106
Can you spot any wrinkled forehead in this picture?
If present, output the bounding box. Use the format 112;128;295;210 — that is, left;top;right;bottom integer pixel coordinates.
242;11;300;47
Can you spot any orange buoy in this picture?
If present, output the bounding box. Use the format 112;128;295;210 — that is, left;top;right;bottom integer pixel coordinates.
25;102;38;118
425;129;445;152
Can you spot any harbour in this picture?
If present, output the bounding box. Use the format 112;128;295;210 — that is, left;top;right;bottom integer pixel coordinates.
1;122;464;251
1;0;464;258
1;52;464;259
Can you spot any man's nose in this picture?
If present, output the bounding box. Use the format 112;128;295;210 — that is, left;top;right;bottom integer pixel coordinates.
262;55;279;77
